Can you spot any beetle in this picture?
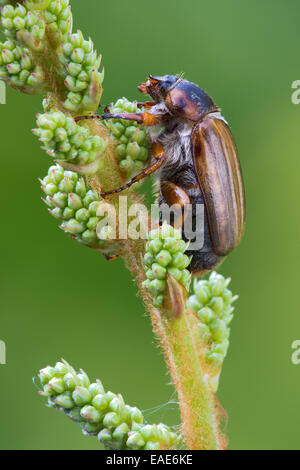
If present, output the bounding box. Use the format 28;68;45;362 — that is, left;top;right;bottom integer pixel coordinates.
75;75;246;275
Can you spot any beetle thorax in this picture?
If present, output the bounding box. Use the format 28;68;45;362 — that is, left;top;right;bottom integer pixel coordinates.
149;111;197;187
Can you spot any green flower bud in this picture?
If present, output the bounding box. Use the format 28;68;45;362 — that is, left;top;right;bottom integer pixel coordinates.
147;239;163;254
61;219;85;234
167;267;182;281
80;405;102;423
59;30;103;112
34;109;108;172
77;369;90;388
208;296;225;315
39;366;56;385
40;163;117;255
198;306;214;324
54;392;74;409
129;406;144;424
54;361;69;375
92;394;109;412
44;0;72;37
187;271;238;374
83;422;102;434
112;422;130;447
148;279;166;295
126;432;145;450
151;263;167;280
72;386;92;406
0;39;44;91
143;224;191;306
63;372;79;391
98;428;112;445
88;380;105;397
48;377;65;394
104;98;149;178
186;294;201;312
156;249;172;267
67;407;83;422
36;359;179;449
1;3;45;42
103;411;121;429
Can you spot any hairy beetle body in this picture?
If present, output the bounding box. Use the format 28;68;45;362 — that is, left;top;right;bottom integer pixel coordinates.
75;75;246;276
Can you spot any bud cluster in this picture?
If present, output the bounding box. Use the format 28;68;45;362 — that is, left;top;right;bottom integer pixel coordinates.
104;98;149;177
142;224;191;308
43;0;72;37
1;1;72;42
60;29;103;112
0;38;44;89
0;2;101;106
41;164;116;253
0;3;45;91
186;271;237;367
33;108;108;172
37;359;179;450
1;3;45;42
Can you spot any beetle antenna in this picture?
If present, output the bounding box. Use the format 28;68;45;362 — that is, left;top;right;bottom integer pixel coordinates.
169;72;185;92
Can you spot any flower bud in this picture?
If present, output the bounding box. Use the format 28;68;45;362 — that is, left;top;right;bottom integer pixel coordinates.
112;422;130;446
92;394;109;412
98;428;112;445
48;377;65;394
126;432;145;450
0;38;44;91
33;109;107;172
72;386;92;406
36;359;179;449
103;412;121;429
40;164;117;255
104;98;149;177
143;224;191;307
63;372;79;391
88;380;105;397
59;30;103;112
54;392;74;409
80;405;102;423
187;272;237;380
39;366;56;385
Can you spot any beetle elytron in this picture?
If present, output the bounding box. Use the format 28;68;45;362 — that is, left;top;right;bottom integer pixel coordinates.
75;75;246;275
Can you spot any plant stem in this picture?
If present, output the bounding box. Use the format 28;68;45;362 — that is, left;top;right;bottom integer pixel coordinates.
153;308;224;450
121;244;224;450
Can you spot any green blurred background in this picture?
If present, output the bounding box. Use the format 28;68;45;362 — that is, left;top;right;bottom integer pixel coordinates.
1;0;300;450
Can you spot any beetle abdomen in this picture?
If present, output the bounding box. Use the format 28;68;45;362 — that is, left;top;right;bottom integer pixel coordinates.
158;184;224;276
183;191;224;275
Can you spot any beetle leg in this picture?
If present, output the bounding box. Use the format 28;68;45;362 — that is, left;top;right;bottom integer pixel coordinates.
100;142;166;196
160;181;191;229
74;111;162;126
136;101;156;109
104;254;119;261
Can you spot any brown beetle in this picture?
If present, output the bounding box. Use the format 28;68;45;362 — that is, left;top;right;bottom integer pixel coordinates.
75;75;246;275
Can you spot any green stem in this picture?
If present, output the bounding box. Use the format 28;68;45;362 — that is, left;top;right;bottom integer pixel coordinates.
150;307;224;450
123;245;225;450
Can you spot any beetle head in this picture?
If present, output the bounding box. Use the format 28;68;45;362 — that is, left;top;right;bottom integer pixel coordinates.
138;75;180;102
